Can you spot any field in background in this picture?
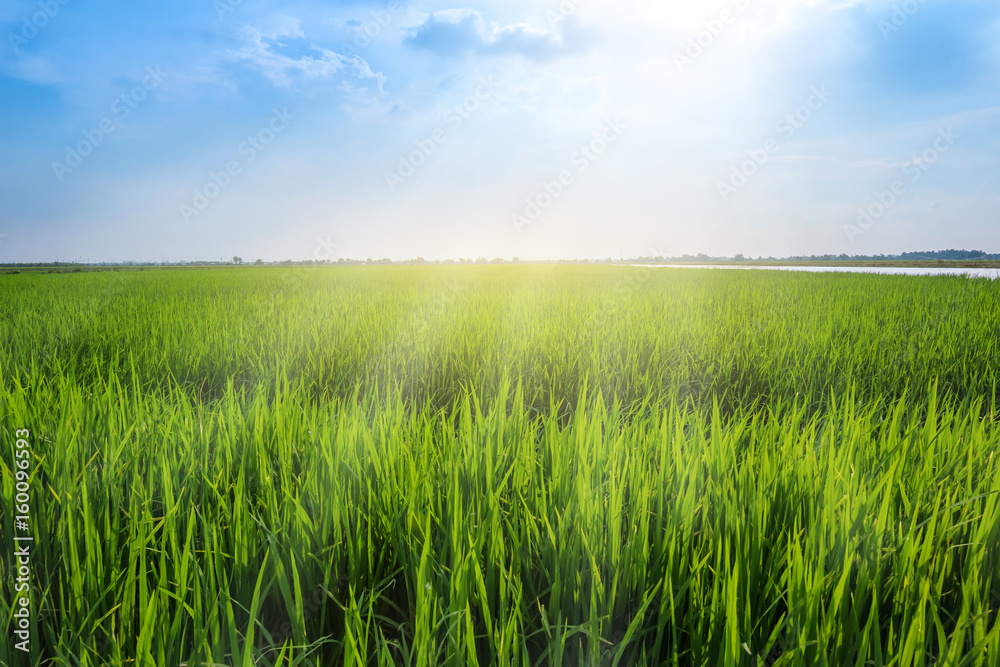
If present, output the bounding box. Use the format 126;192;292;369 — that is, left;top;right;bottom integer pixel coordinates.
1;266;999;666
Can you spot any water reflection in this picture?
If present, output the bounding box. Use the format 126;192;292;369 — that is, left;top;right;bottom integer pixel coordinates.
633;265;1000;279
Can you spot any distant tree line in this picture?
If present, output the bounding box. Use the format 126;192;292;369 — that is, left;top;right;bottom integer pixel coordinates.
784;249;1000;262
630;249;1000;264
4;250;998;269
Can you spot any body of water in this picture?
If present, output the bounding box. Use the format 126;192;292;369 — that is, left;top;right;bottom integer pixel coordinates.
633;265;1000;279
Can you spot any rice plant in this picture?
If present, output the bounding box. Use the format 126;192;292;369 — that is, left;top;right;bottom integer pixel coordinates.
1;266;998;666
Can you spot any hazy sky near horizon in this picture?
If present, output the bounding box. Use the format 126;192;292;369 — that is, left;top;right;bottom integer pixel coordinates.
1;0;999;262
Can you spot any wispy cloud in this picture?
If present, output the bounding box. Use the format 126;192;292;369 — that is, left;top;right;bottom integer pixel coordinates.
404;9;599;61
228;22;385;91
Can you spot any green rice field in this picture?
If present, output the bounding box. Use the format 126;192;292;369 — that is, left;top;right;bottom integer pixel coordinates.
1;266;999;666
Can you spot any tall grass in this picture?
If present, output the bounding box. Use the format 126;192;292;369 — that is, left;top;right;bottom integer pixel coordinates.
1;266;998;665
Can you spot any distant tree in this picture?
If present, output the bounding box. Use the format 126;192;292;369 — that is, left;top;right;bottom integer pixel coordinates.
254;258;263;265
232;256;243;265
734;254;746;262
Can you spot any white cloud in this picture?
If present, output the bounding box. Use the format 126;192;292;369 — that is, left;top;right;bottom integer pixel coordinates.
0;54;66;86
228;24;385;91
256;13;306;40
228;27;346;87
403;8;599;60
349;56;386;92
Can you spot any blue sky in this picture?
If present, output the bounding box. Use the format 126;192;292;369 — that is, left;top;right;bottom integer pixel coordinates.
1;0;998;262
